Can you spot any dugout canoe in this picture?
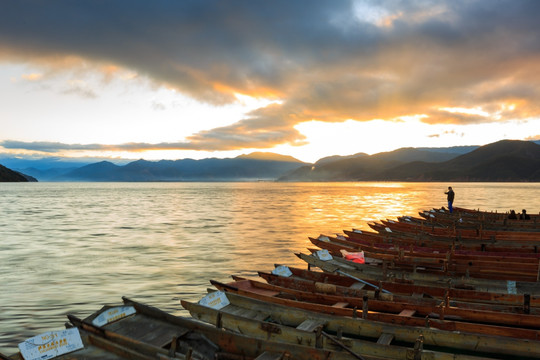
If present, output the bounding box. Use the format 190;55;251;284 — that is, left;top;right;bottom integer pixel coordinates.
309;236;540;282
258;270;539;314
378;219;540;241
4;327;163;360
318;233;540;262
71;296;361;360
211;278;540;340
297;251;540;295
182;294;501;360
205;286;540;359
422;207;540;225
226;275;540;330
343;228;540;253
273;264;540;308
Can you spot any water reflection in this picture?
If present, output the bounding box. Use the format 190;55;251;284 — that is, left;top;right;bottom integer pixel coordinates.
0;182;539;353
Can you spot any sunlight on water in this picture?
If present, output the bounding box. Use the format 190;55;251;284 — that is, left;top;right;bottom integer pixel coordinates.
0;182;539;353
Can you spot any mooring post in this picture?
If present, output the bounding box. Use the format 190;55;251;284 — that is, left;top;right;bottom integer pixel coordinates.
524;294;531;315
362;295;369;319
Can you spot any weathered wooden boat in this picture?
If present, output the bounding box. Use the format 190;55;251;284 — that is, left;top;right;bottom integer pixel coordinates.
211;278;540;340
4;327;167;360
420;207;540;224
317;233;540;261
343;228;540;253
368;221;540;247
182;293;505;360
309;236;540;282
257;269;540;314
71;296;367;360
222;275;540;331
273;264;540;308
378;219;540;241
198;288;540;359
297;251;540;294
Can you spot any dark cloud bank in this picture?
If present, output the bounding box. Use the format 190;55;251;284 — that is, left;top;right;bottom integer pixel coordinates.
1;0;540;153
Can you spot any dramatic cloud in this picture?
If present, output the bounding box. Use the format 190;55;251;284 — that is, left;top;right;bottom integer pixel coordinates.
1;0;540;152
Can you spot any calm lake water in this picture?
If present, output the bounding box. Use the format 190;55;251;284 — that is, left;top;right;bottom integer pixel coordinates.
1;181;539;353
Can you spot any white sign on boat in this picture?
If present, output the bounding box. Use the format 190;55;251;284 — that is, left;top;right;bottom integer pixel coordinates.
18;328;84;360
507;280;517;295
199;291;230;310
272;265;293;277
92;306;136;327
316;249;333;261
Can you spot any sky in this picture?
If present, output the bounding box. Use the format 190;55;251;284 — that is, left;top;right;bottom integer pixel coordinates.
1;0;539;163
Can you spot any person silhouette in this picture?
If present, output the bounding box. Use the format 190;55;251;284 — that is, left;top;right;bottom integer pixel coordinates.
445;186;455;213
520;209;530;220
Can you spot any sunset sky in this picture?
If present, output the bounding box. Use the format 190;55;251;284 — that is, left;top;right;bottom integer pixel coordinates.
1;0;539;163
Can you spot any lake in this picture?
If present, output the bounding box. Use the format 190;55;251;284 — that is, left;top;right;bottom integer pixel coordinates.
1;181;539;353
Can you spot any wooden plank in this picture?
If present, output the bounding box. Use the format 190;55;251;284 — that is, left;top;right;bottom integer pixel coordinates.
349;282;366;290
295;319;327;332
254;351;285;360
376;333;394;345
398;309;416;317
332;302;349;308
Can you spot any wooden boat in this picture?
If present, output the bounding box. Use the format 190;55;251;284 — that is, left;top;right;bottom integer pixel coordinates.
211;278;540;340
224;275;540;330
4;327;165;360
309;236;540;282
258;270;540;314
70;296;365;360
273;264;540;308
423;207;540;225
378;219;540;241
297;251;540;295
205;285;540;359
182;294;506;360
317;233;540;261
343;228;540;253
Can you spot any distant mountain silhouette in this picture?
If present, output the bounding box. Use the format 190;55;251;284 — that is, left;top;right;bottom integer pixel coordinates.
279;140;540;182
58;154;307;181
0;164;36;182
280;147;465;181
2;141;538;182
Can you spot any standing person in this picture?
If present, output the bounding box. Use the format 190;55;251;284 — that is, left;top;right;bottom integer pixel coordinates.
520;209;530;220
445;186;455;213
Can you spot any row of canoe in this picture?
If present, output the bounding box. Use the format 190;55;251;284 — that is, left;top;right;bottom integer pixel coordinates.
4;206;540;360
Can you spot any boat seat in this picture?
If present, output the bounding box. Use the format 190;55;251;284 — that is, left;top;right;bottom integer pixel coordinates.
228;305;268;321
349;282;366;290
376;333;395;345
254;351;287;360
398;309;417;317
295;319;327;332
332;302;349;308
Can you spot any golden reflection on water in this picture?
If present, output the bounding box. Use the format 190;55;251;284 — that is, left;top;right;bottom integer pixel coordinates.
1;181;539;353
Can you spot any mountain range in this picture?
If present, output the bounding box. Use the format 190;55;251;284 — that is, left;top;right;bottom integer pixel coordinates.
279;140;540;181
1;140;539;182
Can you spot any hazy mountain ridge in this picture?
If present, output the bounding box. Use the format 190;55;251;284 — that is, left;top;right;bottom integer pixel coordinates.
279;147;472;181
279;140;540;182
2;140;539;182
58;156;307;181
